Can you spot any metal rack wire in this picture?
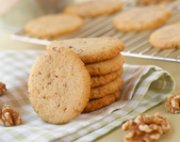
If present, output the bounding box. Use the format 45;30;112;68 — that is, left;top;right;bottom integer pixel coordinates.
12;6;180;63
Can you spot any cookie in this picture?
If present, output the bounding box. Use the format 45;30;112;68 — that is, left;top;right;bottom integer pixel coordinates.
28;47;91;124
83;91;120;113
47;37;124;64
136;0;174;5
149;23;180;49
24;14;83;39
64;0;123;18
91;69;122;87
91;77;123;99
113;6;172;32
86;54;124;76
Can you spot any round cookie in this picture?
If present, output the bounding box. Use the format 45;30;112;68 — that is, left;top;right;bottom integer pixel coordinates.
83;91;120;113
28;48;91;124
47;37;124;64
113;6;172;32
86;54;124;76
24;14;83;39
91;77;123;99
136;0;174;5
149;23;180;49
91;69;122;87
64;0;123;18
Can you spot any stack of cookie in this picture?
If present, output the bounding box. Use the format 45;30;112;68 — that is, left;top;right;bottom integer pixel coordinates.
84;52;124;113
28;37;124;124
47;37;124;113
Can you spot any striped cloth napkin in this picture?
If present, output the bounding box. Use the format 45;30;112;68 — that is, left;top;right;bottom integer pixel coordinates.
0;50;174;142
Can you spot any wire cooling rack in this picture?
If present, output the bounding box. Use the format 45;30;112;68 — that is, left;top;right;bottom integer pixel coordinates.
12;2;180;63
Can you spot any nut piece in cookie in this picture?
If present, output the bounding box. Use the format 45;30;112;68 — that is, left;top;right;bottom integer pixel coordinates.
64;0;123;18
0;105;22;127
122;113;171;142
150;23;180;49
165;94;180;114
24;14;83;39
28;47;91;124
47;37;124;64
113;6;172;32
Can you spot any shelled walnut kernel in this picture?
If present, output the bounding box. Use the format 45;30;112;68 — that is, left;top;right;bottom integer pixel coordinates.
0;105;22;127
0;82;7;95
122;113;170;142
165;94;180;114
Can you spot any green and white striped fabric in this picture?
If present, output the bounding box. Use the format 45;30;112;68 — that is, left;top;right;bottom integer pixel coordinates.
0;50;175;142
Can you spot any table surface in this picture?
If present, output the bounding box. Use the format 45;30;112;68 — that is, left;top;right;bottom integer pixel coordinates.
0;34;179;142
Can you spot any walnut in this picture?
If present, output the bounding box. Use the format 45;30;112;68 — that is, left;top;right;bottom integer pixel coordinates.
122;113;171;142
0;105;22;127
0;82;7;95
165;94;180;114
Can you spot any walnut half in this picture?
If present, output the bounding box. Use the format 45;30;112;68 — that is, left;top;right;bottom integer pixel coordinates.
165;94;180;114
0;82;7;95
122;113;171;142
0;105;22;127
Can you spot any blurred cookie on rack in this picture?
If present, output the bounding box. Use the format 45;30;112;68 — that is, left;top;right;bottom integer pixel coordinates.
136;0;174;5
150;22;180;49
113;6;172;32
64;0;123;18
24;14;83;39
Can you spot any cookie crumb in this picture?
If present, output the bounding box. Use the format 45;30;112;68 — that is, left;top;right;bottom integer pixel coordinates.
165;94;180;114
0;105;22;127
122;113;171;142
0;82;7;96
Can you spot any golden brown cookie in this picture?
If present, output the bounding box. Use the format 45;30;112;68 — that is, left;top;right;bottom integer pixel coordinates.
64;0;123;18
91;77;123;99
83;91;120;113
113;6;172;32
136;0;174;5
47;37;124;64
91;69;122;88
24;14;83;39
149;23;180;49
86;54;124;76
28;48;91;124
